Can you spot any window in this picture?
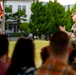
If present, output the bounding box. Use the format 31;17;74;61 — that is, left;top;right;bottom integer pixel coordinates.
22;6;26;12
18;5;21;10
9;5;12;9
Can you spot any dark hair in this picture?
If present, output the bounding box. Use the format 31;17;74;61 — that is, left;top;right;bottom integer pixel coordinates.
41;46;50;64
6;37;35;75
50;31;70;55
0;35;9;57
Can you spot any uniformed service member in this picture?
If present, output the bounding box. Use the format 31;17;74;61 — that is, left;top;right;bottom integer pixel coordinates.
59;11;76;38
71;12;76;36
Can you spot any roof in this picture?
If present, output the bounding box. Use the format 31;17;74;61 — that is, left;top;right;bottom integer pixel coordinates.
0;0;32;1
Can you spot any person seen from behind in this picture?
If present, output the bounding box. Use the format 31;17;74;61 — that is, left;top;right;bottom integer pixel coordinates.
0;35;9;75
6;37;36;75
34;31;76;75
40;45;50;64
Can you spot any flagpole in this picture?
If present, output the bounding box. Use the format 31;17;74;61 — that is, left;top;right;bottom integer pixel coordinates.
2;0;5;34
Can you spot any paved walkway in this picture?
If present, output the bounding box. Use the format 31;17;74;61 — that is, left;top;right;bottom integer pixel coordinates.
8;37;19;41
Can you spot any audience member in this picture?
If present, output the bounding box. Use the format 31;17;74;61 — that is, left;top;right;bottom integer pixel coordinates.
34;31;76;75
40;45;50;64
6;37;36;75
0;35;9;75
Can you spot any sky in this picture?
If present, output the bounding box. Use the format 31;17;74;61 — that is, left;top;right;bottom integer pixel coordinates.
39;0;76;5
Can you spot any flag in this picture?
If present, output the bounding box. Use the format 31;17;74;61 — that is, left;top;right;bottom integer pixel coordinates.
0;3;3;17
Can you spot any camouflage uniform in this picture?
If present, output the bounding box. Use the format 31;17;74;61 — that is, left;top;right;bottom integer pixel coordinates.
71;23;76;36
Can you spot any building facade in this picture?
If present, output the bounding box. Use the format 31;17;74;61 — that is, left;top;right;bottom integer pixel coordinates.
4;0;32;33
5;0;32;22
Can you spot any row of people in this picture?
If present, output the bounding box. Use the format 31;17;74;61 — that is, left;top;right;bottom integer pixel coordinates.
0;35;36;75
0;30;76;75
35;31;76;75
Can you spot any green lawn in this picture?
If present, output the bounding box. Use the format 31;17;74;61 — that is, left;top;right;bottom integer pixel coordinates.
9;40;49;67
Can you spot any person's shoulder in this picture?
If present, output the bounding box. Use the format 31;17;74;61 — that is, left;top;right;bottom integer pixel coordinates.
34;59;50;75
34;64;46;75
66;65;76;75
67;70;76;75
0;60;8;69
0;61;8;75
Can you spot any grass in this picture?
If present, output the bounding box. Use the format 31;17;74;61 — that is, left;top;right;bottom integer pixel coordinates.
9;40;49;67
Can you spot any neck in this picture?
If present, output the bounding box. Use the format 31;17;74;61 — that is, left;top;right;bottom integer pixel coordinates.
50;54;69;65
0;55;7;63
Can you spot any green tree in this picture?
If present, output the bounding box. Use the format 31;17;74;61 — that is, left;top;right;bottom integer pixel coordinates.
13;10;26;21
49;0;65;32
30;0;65;35
71;3;76;12
5;6;13;31
43;1;54;33
19;22;30;33
5;7;12;13
13;10;27;32
64;5;73;32
30;0;43;35
5;6;12;20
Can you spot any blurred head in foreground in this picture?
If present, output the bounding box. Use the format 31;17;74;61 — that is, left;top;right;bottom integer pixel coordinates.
6;37;35;75
50;31;71;64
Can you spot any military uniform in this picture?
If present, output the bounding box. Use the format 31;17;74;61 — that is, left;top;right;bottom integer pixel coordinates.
71;23;76;36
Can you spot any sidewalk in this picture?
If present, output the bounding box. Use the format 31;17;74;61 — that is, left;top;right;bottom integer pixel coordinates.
8;37;19;41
